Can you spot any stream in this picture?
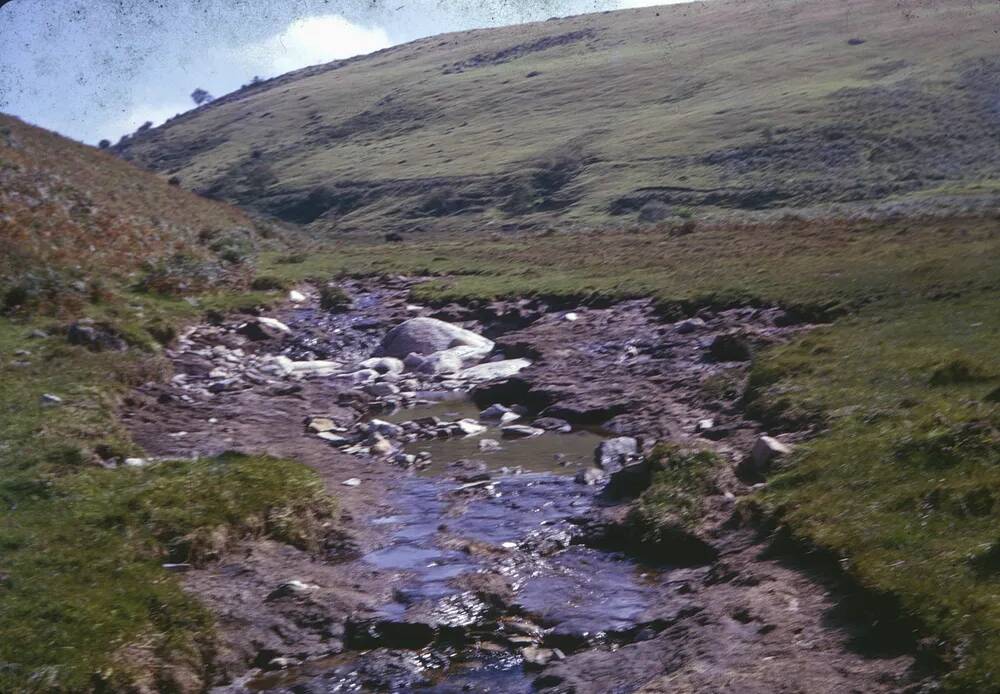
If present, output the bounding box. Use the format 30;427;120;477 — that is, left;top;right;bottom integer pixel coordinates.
125;279;914;693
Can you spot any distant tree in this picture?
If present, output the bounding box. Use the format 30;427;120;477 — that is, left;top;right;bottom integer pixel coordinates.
191;88;214;106
137;121;153;133
97;139;111;149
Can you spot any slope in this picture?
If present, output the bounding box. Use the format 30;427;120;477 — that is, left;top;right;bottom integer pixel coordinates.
116;0;1000;237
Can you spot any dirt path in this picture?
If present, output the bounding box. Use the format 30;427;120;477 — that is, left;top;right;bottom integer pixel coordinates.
121;279;919;692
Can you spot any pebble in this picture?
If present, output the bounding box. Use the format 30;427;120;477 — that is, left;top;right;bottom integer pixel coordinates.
342;478;362;487
40;393;63;406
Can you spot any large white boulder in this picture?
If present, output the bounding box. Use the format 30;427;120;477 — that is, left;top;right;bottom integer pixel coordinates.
378;317;493;360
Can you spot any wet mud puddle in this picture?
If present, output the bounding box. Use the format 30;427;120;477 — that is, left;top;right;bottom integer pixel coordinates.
250;424;678;693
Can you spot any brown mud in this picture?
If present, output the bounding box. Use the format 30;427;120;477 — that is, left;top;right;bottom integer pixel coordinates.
121;278;921;693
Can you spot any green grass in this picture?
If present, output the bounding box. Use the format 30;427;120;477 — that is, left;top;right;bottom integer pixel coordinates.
628;444;722;538
748;295;1000;690
0;295;334;692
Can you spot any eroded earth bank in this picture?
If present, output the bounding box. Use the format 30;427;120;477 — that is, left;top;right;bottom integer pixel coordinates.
122;279;922;693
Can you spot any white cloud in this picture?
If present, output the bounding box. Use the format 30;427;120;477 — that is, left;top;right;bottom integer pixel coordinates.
243;15;392;78
105;15;391;143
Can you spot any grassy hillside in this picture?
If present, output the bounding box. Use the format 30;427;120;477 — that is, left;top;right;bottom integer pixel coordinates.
0;113;276;313
0;114;336;691
116;0;1000;237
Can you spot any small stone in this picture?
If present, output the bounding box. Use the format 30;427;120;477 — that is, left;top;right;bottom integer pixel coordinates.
40;393;63;406
369;418;404;439
307;417;338;433
501;424;544;439
479;404;513;420
161;563;192;573
748;435;793;474
564;312;579;322
675;317;706;334
124;457;150;468
534;417;572;433
478;438;502;452
317;432;351;446
696;418;714;432
288;290;306;302
266;580;317;601
266;657;300;671
521;646;560;668
575;467;605;485
367;382;401;398
342;478;362;487
456;419;488;436
370;436;394;456
361;357;406;375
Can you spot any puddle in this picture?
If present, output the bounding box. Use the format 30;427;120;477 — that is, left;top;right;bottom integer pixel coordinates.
382;394;606;477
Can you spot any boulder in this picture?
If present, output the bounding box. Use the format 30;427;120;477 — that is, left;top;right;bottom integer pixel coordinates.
379;317;493;359
595;437;639;473
459;358;531;381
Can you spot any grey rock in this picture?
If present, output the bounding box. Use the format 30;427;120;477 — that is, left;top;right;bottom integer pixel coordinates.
501;424;544;439
459;358;531;381
595;437;640;473
379;317;493;359
479;403;514;420
575;467;606;485
367;382;401;397
360;357;405;375
478;438;502;452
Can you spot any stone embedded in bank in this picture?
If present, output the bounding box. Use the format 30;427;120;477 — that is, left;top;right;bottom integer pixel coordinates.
595;437;640;473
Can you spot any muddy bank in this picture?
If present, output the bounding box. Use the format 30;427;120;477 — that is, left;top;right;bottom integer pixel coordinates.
121;279;919;692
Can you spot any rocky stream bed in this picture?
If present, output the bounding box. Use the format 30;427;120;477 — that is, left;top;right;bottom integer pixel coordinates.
120;278;920;693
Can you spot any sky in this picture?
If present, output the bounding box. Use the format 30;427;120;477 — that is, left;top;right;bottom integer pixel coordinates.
0;0;677;145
